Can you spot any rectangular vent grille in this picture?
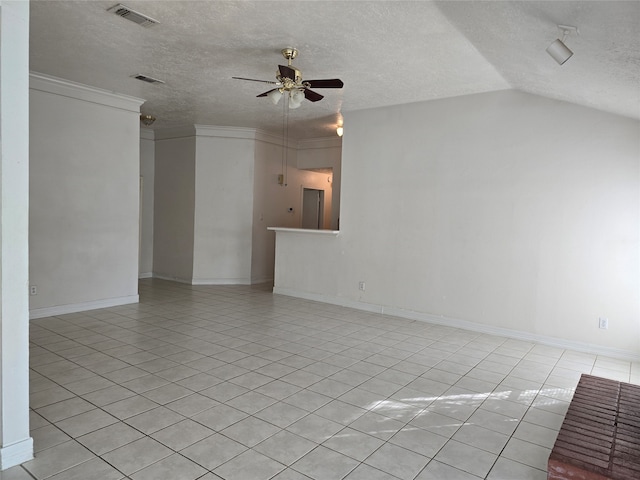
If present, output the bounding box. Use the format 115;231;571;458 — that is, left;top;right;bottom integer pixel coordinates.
107;4;159;27
131;74;165;84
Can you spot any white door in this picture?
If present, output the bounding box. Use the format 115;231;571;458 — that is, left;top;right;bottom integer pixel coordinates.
302;188;323;229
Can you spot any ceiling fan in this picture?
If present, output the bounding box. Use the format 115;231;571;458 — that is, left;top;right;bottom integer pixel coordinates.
232;48;343;109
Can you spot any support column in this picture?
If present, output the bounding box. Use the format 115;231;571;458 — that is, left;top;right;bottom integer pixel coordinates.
0;0;33;469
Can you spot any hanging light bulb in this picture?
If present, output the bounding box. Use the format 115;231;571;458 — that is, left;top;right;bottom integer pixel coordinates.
267;89;283;105
336;126;344;137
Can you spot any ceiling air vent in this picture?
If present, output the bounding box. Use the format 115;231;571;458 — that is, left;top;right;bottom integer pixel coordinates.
107;4;159;27
131;74;165;84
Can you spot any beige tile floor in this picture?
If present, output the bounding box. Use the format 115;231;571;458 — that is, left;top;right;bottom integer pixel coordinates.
3;278;638;479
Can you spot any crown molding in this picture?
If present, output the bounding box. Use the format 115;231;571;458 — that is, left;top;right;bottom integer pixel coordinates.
29;72;144;112
155;125;261;141
297;136;343;150
255;129;288;147
153;125;197;140
151;124;344;149
140;128;155;140
194;125;257;139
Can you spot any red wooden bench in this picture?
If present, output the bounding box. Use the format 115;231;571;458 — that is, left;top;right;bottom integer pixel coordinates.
548;374;640;480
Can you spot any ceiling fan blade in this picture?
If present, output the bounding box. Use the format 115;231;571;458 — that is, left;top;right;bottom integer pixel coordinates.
232;77;279;85
306;78;344;89
257;89;278;97
304;89;324;102
278;65;297;80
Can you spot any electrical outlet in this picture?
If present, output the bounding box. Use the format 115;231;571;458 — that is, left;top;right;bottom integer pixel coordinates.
30;285;37;296
358;281;366;291
599;317;609;329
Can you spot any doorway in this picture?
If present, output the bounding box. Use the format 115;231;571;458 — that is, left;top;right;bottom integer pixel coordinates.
302;188;324;229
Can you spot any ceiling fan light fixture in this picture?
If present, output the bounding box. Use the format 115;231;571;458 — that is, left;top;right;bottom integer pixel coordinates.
289;89;304;109
233;48;343;110
267;89;283;105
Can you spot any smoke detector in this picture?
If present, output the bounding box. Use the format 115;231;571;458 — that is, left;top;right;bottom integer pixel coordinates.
107;4;159;27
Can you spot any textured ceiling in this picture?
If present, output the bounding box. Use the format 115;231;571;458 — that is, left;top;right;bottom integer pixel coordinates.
29;1;640;139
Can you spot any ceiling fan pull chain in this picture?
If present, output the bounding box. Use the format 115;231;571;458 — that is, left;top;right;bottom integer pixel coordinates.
281;94;288;187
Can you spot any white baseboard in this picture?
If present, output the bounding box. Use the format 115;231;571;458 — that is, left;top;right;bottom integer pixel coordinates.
191;278;251;285
273;287;384;313
138;272;153;279
29;295;139;319
151;274;193;284
152;274;253;285
0;437;33;470
251;276;274;285
273;287;640;362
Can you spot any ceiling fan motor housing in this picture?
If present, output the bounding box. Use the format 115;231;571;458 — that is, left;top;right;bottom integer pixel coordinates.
281;47;298;63
278;67;303;89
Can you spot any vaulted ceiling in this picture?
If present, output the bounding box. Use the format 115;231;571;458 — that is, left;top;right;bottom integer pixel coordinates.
29;1;640;138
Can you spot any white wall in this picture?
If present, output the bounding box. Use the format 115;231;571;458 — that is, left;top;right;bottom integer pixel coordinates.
252;133;333;284
297;137;342;230
0;0;33;468
139;129;154;277
152;133;196;282
151;127;337;286
252;136;294;285
273;90;640;359
29;74;142;317
192;127;255;284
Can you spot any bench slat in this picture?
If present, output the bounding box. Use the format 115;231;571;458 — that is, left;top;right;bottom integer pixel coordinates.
548;374;640;480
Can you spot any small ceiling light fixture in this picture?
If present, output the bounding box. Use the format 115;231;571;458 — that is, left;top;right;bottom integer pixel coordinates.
266;88;305;109
289;90;305;109
267;89;283;105
140;114;156;126
336;126;344;137
547;24;579;65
